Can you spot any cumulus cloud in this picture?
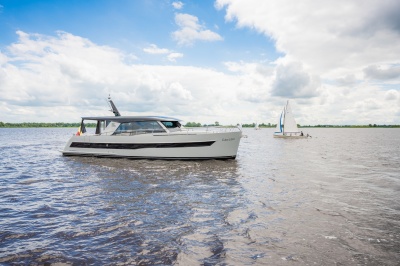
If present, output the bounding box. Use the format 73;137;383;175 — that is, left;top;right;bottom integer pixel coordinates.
364;65;400;80
172;13;223;45
143;44;183;62
271;62;320;98
167;52;183;62
0;31;252;124
214;0;400;124
216;0;400;78
385;90;398;101
143;44;170;54
172;1;184;10
167;82;193;100
336;74;359;87
1;29;399;125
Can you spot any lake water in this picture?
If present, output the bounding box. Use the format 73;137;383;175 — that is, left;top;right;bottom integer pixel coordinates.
0;128;399;265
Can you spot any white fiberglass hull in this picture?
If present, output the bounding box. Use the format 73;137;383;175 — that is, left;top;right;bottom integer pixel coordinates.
273;134;308;139
273;131;309;139
62;130;242;159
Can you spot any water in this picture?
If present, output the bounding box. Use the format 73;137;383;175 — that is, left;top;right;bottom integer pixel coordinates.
0;128;399;265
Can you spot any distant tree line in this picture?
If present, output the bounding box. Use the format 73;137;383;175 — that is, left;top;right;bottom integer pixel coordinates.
301;124;400;128
0;122;96;128
1;121;399;128
241;123;276;128
184;122;203;127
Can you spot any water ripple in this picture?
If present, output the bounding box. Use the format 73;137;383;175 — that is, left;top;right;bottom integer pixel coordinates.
0;128;399;265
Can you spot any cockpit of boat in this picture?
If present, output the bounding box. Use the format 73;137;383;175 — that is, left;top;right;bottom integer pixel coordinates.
77;116;183;136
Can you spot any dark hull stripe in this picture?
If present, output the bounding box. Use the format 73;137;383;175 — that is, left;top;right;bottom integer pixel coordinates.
62;152;235;160
70;141;215;149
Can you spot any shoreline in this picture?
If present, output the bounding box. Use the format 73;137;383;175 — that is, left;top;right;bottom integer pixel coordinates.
1;123;399;129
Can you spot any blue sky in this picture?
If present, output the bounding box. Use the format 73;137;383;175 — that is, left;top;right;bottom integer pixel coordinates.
0;0;275;68
1;0;400;125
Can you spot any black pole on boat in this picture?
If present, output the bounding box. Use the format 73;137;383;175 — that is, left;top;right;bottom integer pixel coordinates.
107;95;121;116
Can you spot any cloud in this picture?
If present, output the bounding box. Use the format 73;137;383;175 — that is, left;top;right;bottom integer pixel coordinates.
271;62;320;98
172;13;223;45
1;30;399;125
143;44;183;62
364;65;400;80
167;82;193;100
143;44;170;54
336;74;359;86
172;1;184;10
385;90;398;101
216;0;400;78
167;52;183;62
214;0;400;124
0;31;250;124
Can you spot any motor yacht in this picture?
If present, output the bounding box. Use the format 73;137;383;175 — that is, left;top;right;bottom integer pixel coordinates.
62;97;242;159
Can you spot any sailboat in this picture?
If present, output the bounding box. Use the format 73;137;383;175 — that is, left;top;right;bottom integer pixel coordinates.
254;122;261;130
273;100;308;138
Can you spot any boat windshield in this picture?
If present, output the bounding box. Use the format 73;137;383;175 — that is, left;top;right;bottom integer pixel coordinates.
113;121;166;135
161;121;181;132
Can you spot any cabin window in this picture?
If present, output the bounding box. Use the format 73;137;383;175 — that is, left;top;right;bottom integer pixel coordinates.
113;121;166;135
161;121;181;128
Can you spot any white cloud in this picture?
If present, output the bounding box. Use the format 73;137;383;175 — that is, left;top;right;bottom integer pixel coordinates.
271;62;320;98
172;13;223;45
215;0;400;124
0;31;251;124
385;90;398;101
143;44;183;62
167;52;183;62
364;65;400;80
1;30;399;125
167;82;193;100
216;0;400;79
143;44;170;54
172;1;184;10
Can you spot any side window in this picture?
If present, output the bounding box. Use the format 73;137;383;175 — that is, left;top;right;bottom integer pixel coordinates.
162;121;173;128
162;121;181;128
114;121;165;135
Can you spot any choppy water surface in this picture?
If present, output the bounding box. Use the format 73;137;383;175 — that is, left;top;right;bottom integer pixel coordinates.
0;128;399;265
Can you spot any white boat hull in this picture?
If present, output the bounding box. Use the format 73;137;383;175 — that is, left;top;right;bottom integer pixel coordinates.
62;130;242;159
273;134;308;139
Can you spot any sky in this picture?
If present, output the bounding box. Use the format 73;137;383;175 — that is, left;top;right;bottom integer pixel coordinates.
0;0;400;125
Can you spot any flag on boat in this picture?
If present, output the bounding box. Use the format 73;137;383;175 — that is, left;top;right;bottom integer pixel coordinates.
76;126;82;136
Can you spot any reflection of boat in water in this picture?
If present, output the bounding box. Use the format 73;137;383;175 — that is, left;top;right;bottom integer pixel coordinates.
273;100;309;138
62;97;242;159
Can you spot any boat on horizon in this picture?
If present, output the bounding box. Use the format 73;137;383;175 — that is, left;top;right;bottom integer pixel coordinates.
62;97;242;159
273;100;309;138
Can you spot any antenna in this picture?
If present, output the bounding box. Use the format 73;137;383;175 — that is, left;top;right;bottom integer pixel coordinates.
107;95;121;116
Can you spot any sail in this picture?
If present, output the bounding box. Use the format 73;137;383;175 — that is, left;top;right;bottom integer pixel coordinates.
274;110;284;133
283;100;299;133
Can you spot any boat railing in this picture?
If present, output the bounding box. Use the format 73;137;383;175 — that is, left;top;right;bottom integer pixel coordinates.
94;129;166;136
78;126;241;136
180;126;242;134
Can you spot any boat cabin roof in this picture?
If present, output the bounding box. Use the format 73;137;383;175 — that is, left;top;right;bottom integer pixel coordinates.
81;115;181;123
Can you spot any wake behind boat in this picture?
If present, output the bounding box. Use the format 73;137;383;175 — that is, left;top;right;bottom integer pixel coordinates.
62;97;242;159
273;100;309;138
